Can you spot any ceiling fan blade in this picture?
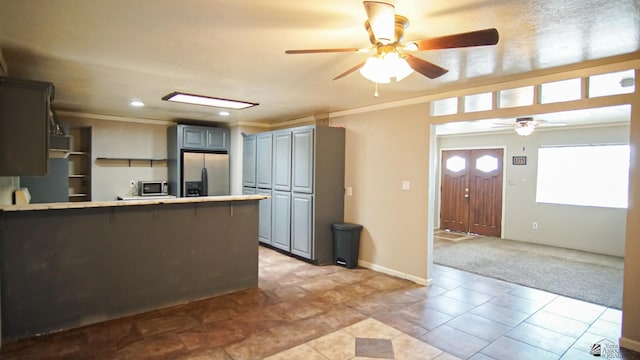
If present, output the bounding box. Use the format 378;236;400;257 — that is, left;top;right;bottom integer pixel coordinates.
410;28;499;51
333;61;367;80
363;1;395;44
285;48;363;54
405;54;449;79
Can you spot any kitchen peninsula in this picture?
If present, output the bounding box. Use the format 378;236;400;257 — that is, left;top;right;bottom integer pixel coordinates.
0;194;267;340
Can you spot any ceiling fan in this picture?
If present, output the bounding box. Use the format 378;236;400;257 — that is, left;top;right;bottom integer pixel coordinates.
493;117;567;136
284;1;499;84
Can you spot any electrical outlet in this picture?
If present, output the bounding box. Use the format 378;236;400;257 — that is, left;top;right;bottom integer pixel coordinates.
402;181;411;191
130;180;136;187
346;187;353;196
532;222;538;230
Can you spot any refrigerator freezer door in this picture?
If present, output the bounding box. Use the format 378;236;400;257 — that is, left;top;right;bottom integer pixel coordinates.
204;153;230;196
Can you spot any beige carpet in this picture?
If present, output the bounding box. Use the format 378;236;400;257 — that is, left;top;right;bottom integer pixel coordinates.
434;235;624;309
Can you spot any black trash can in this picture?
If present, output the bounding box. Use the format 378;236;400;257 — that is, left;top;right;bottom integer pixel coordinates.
332;223;363;269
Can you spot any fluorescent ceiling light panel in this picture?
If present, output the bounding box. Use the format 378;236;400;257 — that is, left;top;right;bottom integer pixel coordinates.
162;92;258;110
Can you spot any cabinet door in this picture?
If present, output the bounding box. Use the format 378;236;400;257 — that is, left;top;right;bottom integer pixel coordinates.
0;77;52;176
272;131;292;191
206;128;228;151
271;191;291;251
291;193;313;259
182;126;207;149
242;135;257;187
256;133;273;188
292;128;314;193
257;189;272;244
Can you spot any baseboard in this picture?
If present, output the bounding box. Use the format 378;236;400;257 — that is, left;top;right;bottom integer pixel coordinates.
358;260;429;286
620;336;640;353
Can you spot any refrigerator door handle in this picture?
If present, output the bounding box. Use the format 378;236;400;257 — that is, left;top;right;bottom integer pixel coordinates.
201;167;208;196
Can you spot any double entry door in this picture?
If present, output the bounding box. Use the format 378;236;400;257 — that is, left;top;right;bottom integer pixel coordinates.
440;148;503;237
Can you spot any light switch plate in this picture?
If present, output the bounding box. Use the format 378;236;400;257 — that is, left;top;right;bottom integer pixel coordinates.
402;181;410;191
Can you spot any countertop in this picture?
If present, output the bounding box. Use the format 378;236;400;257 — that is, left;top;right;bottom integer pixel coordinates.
0;194;269;212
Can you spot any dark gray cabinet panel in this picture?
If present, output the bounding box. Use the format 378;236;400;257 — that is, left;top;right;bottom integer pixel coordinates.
0;77;53;176
271;190;291;251
291;193;313;259
242;135;256;187
292;128;314;193
272;131;292;191
256;133;273;189
257;189;272;244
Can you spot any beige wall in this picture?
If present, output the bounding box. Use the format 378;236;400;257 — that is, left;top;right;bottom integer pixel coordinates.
436;124;629;256
330;103;430;283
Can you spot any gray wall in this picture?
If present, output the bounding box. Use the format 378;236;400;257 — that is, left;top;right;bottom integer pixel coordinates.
436;124;629;257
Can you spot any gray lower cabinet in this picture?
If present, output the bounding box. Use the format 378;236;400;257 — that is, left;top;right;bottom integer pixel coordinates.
257;189;272;244
242;187;256;195
291;193;313;259
271;190;291;251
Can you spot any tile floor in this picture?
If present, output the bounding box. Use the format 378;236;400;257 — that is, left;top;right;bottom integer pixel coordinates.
1;245;639;360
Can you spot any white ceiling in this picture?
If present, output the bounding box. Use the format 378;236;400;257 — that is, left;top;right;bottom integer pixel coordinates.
0;0;638;127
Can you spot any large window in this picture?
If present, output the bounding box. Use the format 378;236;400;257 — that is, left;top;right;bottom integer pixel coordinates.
536;145;630;208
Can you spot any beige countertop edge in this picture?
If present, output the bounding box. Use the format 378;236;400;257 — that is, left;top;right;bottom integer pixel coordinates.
0;195;269;212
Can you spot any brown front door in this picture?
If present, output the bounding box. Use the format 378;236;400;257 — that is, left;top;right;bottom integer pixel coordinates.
440;149;503;237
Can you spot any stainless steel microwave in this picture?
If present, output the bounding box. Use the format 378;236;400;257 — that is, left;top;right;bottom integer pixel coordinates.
138;181;168;196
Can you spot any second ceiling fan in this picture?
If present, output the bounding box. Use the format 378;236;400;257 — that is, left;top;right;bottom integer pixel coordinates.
285;1;500;83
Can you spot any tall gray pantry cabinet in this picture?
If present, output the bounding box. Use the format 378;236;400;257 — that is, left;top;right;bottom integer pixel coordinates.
242;126;345;264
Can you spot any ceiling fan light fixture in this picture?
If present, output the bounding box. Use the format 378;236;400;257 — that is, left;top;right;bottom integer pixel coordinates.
363;1;395;45
360;52;414;84
162;92;258;110
515;124;535;136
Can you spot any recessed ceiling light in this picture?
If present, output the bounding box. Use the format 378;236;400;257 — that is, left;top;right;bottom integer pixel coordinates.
130;100;145;107
162;92;258;110
219;111;230;116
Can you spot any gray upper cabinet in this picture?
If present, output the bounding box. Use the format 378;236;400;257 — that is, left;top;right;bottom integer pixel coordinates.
242;135;257;187
256;133;273;189
291;193;313;259
0;77;53;176
272;131;292;191
180;125;229;151
206;128;228;150
182;126;206;149
271;190;291;251
292;128;314;193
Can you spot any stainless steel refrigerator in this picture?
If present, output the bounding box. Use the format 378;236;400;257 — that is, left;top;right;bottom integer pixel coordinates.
181;150;229;196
